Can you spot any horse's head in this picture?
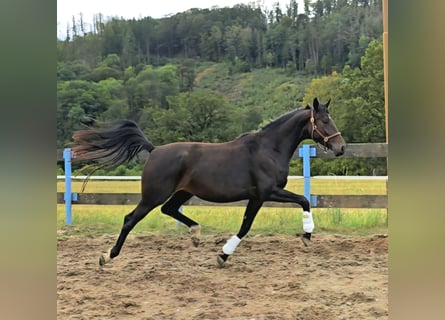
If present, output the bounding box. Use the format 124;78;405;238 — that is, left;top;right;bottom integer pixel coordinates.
310;98;346;156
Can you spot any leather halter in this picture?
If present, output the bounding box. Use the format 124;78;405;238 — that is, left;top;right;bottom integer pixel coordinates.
310;108;342;149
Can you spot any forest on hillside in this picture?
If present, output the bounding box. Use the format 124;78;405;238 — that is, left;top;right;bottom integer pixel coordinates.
57;0;386;175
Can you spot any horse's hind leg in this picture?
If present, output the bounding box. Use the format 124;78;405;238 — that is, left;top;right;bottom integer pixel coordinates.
161;191;201;246
99;200;157;266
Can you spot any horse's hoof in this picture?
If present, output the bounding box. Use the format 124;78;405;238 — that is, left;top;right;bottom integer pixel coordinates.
191;236;200;247
299;233;311;247
217;255;226;268
99;255;105;266
216;253;228;268
190;225;201;247
99;249;112;266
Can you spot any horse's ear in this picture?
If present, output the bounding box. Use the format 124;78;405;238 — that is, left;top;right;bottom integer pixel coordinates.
326;98;331;108
313;98;319;112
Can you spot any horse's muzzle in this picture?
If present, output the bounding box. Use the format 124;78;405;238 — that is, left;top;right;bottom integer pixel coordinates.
334;144;346;156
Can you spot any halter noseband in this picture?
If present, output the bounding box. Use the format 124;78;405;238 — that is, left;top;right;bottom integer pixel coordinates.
310;108;342;151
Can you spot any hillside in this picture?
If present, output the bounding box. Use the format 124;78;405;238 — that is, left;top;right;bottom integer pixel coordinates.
194;63;312;118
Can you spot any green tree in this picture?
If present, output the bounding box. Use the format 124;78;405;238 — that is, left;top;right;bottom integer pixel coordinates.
149;90;233;144
303;71;341;108
337;39;385;143
57;62;76;81
57;80;115;146
124;64;180;119
121;23;138;67
200;25;224;61
177;59;196;92
102;18;126;56
86;54;122;82
97;78;129;120
225;24;243;62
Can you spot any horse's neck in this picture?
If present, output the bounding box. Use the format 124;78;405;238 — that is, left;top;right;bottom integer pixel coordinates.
261;109;311;160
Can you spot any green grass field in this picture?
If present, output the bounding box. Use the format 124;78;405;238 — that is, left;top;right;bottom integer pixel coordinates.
57;178;388;237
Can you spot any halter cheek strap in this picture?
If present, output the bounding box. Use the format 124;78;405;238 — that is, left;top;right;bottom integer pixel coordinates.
310;108;342;144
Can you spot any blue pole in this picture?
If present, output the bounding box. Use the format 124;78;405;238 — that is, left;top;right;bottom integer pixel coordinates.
63;148;72;225
298;145;317;207
302;145;311;203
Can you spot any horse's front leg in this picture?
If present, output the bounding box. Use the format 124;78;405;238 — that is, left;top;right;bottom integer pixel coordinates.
217;199;263;267
266;187;313;246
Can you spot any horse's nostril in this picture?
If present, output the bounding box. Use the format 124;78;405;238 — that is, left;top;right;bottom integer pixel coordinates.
336;145;345;156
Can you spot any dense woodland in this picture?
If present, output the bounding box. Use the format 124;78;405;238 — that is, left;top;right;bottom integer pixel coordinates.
57;0;386;176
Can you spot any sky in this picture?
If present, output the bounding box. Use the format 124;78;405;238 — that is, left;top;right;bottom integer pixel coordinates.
57;0;305;39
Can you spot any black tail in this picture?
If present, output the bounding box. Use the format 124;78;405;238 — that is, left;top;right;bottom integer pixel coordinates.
70;120;155;169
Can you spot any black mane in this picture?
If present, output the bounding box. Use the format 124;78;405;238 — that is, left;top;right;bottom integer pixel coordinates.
260;106;310;132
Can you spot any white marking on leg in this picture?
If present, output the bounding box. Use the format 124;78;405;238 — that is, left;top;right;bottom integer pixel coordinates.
302;211;315;233
222;235;241;255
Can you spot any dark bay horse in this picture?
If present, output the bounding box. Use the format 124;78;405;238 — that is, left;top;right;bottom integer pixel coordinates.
70;98;346;267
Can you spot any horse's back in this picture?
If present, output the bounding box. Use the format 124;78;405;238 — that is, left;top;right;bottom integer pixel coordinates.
147;140;251;174
142;139;257;202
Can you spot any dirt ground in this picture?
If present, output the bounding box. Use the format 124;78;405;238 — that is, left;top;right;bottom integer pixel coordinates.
57;232;388;320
